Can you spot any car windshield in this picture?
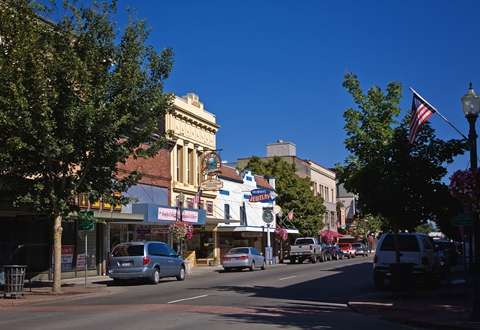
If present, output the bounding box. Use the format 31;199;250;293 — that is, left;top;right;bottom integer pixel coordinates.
228;248;249;255
380;235;420;252
112;244;144;257
295;239;314;245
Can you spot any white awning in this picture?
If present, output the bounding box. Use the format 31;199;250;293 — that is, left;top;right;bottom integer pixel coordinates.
217;222;299;234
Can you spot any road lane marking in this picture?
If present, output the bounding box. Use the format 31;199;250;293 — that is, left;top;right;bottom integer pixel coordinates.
279;275;297;281
167;294;209;304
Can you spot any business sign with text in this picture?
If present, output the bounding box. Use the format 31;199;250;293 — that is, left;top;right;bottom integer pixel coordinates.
249;189;274;203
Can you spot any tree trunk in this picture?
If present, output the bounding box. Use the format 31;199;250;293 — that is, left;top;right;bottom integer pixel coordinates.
53;214;63;293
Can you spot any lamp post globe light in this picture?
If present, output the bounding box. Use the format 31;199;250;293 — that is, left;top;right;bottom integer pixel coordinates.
461;83;480;320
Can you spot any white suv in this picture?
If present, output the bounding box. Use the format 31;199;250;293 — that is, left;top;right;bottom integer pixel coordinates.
373;233;437;288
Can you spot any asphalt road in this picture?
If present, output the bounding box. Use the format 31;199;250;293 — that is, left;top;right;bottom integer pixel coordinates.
0;257;415;330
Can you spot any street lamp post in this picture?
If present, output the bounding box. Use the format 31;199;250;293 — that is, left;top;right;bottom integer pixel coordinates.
461;83;480;320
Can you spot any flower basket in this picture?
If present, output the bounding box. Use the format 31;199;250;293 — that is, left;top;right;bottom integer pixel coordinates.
450;169;480;211
169;221;194;241
275;226;288;241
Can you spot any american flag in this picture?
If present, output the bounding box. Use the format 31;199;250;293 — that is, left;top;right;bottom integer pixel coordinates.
409;90;436;144
287;210;294;221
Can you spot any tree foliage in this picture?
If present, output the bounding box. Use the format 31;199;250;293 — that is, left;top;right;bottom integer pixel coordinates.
349;214;384;239
337;73;465;234
243;156;326;236
0;0;173;291
0;0;173;216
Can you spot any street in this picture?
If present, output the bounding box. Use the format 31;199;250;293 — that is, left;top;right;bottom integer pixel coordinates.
0;258;414;330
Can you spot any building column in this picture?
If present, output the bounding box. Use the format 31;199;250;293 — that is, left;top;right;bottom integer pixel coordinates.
183;141;188;185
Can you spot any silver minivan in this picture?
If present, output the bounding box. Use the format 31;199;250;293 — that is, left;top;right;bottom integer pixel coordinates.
108;241;186;284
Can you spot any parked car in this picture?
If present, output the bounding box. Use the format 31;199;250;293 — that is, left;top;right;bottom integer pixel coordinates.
338;243;355;258
373;233;437;289
289;237;322;263
330;244;345;260
108;241;186;284
222;247;265;271
352;243;368;257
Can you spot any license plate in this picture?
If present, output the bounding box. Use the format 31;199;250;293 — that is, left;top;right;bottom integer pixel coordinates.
120;262;132;267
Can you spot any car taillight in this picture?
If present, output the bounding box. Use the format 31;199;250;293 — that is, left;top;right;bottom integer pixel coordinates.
422;257;429;266
239;255;248;260
143;256;151;265
374;255;378;263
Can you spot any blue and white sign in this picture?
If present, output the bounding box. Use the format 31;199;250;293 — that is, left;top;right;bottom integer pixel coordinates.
249;188;274;203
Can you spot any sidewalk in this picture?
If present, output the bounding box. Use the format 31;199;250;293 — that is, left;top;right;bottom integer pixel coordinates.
348;270;479;330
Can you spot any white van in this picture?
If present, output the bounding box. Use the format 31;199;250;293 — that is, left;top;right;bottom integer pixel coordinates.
373;233;437;288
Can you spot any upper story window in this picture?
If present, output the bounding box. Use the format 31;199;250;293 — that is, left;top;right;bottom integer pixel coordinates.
176;145;183;183
206;201;213;216
245;176;253;181
187;149;194;185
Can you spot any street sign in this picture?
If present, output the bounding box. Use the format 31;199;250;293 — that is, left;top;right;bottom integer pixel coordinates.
78;211;95;231
452;213;473;227
263;208;274;224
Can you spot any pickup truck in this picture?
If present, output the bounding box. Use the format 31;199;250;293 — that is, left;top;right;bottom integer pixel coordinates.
289;237;322;263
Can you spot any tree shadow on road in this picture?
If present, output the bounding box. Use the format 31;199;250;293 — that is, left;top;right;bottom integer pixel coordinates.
209;262;376;304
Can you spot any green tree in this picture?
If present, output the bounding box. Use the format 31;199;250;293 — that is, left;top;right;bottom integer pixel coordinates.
243;157;326;236
350;214;384;239
337;73;465;233
0;1;173;292
415;222;436;234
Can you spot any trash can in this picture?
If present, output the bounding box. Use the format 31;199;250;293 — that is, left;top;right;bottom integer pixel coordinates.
3;265;27;299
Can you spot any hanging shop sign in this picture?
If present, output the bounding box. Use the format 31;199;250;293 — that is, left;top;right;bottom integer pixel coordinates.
200;178;223;191
249;189;273;203
202;151;221;176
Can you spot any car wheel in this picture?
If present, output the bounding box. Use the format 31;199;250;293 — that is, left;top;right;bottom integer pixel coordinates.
250;261;255;271
151;268;160;284
176;266;186;281
223;267;231;272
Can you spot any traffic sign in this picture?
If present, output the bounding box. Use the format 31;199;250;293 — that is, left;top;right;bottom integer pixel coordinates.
263;208;274;224
78;211;95;231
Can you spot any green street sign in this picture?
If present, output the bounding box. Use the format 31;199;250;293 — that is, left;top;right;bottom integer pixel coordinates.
452;213;473;227
78;211;95;231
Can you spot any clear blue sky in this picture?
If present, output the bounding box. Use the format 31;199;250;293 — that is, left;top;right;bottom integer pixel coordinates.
118;0;480;174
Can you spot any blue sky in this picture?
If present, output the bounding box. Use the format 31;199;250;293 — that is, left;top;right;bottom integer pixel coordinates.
117;0;480;174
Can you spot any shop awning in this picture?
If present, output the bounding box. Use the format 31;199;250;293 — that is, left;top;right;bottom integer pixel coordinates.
217;222;299;234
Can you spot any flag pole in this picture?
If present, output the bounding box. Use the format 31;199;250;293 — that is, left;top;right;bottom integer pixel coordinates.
410;87;468;140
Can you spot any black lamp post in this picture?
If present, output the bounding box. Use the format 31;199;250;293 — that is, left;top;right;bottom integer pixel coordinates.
461;83;480;320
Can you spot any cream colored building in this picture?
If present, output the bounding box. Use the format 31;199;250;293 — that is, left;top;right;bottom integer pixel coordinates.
166;93;219;212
